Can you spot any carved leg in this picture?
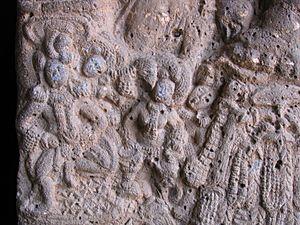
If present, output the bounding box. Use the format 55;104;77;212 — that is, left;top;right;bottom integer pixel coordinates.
75;158;107;174
39;177;55;212
34;149;55;212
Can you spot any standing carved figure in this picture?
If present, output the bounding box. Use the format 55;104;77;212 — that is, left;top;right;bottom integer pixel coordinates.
123;55;191;203
17;30;77;213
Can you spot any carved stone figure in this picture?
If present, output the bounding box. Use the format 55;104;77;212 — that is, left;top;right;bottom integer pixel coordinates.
16;0;300;224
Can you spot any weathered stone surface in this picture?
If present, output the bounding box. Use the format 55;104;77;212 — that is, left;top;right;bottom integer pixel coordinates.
16;0;300;224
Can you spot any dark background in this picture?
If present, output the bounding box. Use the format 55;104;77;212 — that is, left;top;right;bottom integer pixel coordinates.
2;0;18;224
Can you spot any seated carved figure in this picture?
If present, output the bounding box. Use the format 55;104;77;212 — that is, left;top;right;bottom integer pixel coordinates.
61;91;119;187
62;49;122;186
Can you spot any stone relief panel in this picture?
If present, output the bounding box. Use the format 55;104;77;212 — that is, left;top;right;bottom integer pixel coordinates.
16;0;300;224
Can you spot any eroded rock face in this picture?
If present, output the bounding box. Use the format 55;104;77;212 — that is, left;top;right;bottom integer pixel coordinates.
16;0;300;224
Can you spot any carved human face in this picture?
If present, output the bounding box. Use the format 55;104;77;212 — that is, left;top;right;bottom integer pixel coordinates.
54;33;71;50
45;59;69;89
225;80;244;100
153;79;175;104
82;55;107;78
188;86;215;110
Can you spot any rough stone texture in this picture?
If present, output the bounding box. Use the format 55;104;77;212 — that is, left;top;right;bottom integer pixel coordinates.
16;0;300;224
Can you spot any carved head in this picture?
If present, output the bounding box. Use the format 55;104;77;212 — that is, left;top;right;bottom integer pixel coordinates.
53;33;73;64
153;78;175;105
134;57;158;88
46;31;74;64
224;80;245;100
82;55;107;78
53;33;72;51
188;86;215;111
44;59;69;89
